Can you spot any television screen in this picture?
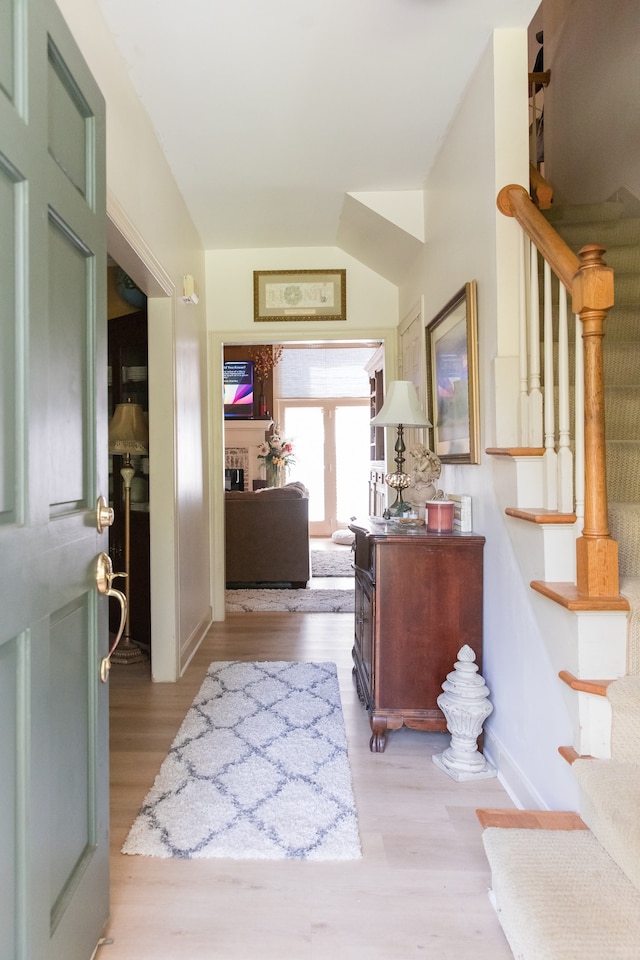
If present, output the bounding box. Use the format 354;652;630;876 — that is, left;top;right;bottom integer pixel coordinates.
223;360;254;418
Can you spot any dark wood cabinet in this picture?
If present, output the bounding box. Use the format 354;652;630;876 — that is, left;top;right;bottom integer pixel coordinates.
108;311;151;650
349;520;485;752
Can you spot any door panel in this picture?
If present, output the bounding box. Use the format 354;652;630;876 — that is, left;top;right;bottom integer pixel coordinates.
282;400;369;534
47;39;91;197
0;158;17;522
50;596;93;927
0;1;108;958
0;635;19;960
48;215;90;511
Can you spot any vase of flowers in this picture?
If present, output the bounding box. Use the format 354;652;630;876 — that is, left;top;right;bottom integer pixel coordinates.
258;431;295;487
249;345;283;418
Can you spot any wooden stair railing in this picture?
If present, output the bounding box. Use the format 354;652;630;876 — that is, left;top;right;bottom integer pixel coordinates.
528;69;551;208
529;163;552;210
497;183;619;599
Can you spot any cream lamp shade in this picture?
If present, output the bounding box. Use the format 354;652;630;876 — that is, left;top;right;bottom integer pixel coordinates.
370;381;431;518
108;401;149;455
371;380;431;428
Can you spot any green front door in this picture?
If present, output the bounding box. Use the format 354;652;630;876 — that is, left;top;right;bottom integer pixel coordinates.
0;0;109;957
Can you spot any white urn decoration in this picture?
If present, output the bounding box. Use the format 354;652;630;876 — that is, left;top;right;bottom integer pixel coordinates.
432;645;496;782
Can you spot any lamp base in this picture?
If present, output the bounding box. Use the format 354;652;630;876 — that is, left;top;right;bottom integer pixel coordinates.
384;496;412;518
384;470;413;518
110;634;148;665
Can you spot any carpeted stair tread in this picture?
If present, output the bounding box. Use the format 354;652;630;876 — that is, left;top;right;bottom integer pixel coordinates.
482;826;640;959
606;442;640;501
604;342;640;383
608;675;640;761
605;389;640;440
619;577;640;675
572;758;640;889
608;505;640;577
544;201;627;223
548;240;640;276
602;306;640;342
595;244;640;276
544;342;640;387
550;216;640;247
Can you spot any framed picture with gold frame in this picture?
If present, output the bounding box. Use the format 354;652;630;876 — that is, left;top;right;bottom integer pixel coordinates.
253;269;346;322
425;281;480;464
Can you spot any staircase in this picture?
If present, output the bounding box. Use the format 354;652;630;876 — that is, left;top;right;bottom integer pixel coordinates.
480;200;640;957
546;199;640;674
479;676;640;959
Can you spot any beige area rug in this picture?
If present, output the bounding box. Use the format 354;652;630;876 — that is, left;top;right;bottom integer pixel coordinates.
122;661;361;861
310;549;354;578
226;588;354;613
226;549;354;612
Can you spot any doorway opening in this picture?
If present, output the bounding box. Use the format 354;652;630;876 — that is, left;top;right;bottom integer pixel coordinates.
281;400;370;535
222;341;381;536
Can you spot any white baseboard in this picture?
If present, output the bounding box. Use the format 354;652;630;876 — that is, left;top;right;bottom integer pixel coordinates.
483;726;550;811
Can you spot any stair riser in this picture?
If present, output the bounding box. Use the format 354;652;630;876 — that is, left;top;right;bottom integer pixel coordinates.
553;217;640;247
573;758;640;890
605;391;640;440
609;507;640;578
541;343;640;385
608;676;640;762
607;445;640;501
545;201;626;223
537;243;640;277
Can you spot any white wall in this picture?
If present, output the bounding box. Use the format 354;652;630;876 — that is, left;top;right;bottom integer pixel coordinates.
400;30;579;810
205;247;398;617
56;0;212;680
207;247;398;333
544;0;640;205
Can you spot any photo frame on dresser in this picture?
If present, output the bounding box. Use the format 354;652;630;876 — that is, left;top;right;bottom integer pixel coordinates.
426;280;480;464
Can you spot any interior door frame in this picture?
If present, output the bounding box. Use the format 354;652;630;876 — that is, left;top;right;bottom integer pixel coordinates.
106;199;177;681
215;331;396;620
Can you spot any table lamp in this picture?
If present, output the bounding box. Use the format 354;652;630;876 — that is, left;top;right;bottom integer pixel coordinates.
108;399;149;663
371;380;431;517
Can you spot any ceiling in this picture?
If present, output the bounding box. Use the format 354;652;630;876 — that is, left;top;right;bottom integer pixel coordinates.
96;0;538;263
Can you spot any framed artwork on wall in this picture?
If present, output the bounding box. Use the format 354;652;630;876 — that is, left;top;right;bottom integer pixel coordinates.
426;280;480;464
253;269;346;322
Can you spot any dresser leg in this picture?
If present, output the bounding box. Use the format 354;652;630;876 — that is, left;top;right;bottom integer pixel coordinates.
369;716;388;752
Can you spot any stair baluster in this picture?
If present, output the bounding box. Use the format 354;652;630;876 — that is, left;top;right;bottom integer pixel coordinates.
497;184;619;600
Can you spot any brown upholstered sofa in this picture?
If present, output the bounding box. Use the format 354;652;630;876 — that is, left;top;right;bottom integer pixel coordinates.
224;482;310;587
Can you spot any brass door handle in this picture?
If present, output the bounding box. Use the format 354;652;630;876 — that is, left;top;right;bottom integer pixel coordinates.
96;495;114;533
96;552;128;682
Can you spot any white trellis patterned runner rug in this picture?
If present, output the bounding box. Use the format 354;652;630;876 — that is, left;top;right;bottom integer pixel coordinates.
122;661;361;861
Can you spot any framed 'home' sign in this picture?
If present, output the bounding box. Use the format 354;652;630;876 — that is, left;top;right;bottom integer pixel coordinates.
253;269;347;322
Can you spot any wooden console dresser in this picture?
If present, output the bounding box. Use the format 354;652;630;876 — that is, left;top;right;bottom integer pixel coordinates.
349;519;485;752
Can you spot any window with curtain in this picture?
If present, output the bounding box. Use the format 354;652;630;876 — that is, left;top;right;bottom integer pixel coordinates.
274;344;379;399
275;344;381;533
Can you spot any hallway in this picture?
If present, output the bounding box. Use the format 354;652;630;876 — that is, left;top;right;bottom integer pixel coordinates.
102;613;513;959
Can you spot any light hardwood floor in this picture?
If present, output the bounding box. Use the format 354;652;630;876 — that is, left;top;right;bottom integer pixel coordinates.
102;611;514;959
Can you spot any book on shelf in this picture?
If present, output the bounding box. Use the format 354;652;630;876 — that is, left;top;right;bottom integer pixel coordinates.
448;493;472;532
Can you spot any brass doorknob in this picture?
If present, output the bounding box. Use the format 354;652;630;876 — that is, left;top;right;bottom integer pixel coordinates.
96;495;114;533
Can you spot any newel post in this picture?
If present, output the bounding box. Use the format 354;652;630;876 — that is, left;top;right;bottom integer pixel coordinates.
572;244;618;597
